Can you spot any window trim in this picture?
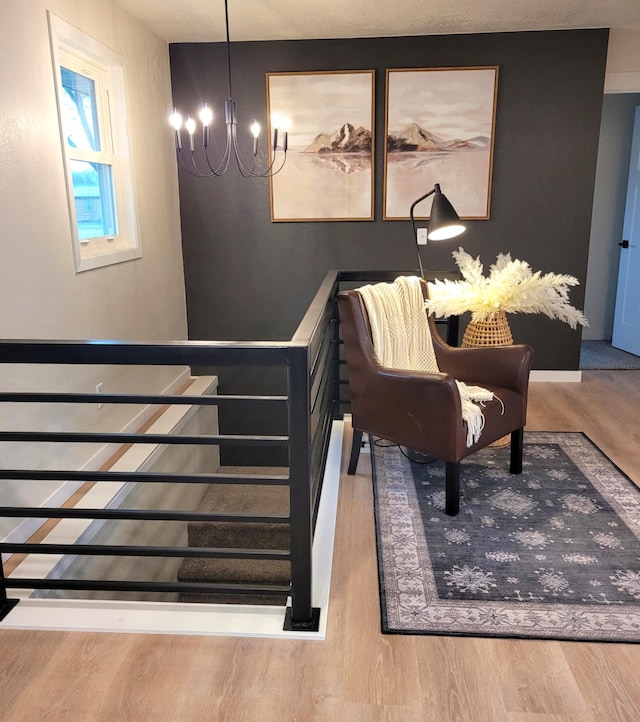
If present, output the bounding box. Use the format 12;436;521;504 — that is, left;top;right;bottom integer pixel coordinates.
48;12;142;272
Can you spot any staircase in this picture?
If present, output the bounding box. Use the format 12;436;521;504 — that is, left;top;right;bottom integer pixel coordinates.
176;469;290;605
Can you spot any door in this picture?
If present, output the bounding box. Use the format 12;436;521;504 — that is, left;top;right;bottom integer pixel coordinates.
612;107;640;356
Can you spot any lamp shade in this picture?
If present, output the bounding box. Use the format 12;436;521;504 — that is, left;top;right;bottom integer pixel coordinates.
428;187;465;241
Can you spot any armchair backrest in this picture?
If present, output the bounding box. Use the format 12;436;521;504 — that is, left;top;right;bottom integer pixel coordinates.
337;282;458;454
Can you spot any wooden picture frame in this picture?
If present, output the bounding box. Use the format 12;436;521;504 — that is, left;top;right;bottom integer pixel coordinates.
267;70;375;222
383;66;499;220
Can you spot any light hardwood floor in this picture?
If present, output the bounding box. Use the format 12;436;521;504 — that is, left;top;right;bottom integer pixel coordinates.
1;370;639;721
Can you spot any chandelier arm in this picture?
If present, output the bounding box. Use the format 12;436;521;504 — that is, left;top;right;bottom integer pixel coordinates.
234;159;257;179
217;123;234;176
225;102;285;179
249;149;278;177
250;150;288;178
176;149;216;178
236;130;287;177
232;143;256;178
189;150;218;177
263;152;288;177
202;143;227;177
201;123;233;176
230;124;266;178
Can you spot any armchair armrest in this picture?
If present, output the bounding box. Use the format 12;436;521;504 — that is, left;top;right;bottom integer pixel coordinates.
351;364;464;460
434;343;533;394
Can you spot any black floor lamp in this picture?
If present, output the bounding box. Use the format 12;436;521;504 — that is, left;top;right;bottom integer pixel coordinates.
409;183;466;278
403;183;466;464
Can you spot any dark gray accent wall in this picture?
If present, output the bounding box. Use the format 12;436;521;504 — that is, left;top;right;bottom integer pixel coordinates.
170;29;608;370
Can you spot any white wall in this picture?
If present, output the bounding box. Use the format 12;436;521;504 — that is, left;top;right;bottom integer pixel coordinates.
606;29;640;78
0;0;188;536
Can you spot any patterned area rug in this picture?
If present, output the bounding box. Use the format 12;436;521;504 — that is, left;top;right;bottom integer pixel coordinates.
372;432;640;641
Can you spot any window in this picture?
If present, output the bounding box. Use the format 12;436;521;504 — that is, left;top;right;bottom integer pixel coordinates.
48;13;141;272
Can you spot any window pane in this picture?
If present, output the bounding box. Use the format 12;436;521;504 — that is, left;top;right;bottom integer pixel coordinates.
71;160;117;240
60;66;101;152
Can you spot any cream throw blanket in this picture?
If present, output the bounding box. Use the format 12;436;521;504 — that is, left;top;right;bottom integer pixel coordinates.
358;275;493;447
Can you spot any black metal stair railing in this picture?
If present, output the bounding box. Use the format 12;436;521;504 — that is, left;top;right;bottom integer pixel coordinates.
0;270;345;631
0;269;457;631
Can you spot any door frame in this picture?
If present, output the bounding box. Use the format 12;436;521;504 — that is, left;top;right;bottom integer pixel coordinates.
583;72;640;341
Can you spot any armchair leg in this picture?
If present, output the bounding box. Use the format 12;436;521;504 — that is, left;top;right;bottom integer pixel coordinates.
510;427;524;475
445;461;460;516
348;429;363;475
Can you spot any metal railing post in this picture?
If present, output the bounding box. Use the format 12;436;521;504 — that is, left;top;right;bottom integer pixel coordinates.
0;558;19;621
284;344;319;631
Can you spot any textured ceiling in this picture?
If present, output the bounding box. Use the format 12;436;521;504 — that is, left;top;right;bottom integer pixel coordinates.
116;0;640;43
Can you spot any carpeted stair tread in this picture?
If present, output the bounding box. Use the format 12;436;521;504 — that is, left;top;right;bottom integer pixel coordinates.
186;482;290;549
177;466;291;605
177;557;290;606
196;481;289;515
177;557;290;584
188;521;289;550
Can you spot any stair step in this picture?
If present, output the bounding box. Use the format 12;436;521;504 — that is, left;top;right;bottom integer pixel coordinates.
187;482;289;549
188;521;289;549
177;557;290;606
196;482;289;514
178;469;291;605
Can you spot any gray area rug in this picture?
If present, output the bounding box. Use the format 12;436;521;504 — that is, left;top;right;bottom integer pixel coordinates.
372;432;640;641
580;340;640;369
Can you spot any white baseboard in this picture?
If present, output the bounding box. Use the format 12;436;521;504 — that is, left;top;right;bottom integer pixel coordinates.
530;370;582;383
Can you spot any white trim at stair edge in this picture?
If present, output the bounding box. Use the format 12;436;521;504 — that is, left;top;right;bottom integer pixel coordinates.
1;420;344;641
1;367;194;561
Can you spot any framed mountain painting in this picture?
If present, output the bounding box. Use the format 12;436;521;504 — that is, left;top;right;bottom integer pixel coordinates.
267;70;375;222
383;66;498;220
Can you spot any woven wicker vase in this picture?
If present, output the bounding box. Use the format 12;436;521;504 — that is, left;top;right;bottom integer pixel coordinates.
461;310;513;447
461;310;513;348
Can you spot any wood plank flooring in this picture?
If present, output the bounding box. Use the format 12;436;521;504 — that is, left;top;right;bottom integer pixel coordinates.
1;370;639;721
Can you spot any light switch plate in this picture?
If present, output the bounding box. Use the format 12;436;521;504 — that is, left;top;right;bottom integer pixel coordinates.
417;228;428;245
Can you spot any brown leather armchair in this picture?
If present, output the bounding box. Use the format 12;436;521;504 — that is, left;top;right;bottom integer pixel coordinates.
337;281;534;516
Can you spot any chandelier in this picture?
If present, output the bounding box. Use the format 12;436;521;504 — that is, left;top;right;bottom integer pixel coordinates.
168;0;289;178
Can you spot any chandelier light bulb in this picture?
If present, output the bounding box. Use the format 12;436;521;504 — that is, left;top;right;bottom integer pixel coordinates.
169;109;183;131
199;104;213;127
250;120;261;138
169;109;183;149
185;116;197;152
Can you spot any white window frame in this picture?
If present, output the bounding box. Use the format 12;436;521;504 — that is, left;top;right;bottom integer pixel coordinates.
48;12;142;272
